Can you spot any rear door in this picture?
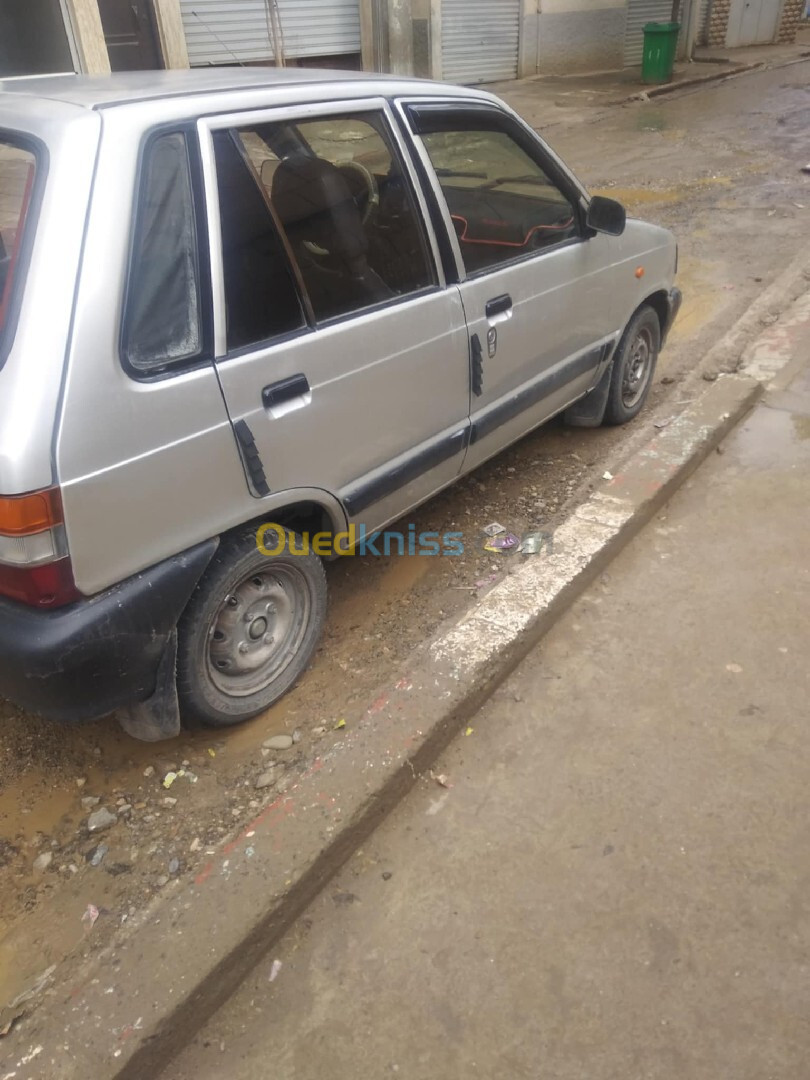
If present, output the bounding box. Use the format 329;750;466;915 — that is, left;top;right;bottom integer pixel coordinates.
404;102;619;473
199;101;471;535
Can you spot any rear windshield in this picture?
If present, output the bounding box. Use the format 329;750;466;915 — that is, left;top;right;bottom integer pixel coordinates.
0;137;38;357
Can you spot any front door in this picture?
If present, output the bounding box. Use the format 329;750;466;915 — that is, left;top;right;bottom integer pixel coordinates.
726;0;780;46
98;0;161;70
406;103;619;473
202;102;471;536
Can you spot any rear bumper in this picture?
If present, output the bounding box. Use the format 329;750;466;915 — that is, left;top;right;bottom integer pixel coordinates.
663;286;683;343
0;539;217;724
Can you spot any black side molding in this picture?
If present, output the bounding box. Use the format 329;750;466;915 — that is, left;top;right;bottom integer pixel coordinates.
471;345;603;444
342;428;469;516
234;419;270;497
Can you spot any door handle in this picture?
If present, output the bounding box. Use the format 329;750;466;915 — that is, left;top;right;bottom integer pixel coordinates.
262;374;310;410
485;294;512;319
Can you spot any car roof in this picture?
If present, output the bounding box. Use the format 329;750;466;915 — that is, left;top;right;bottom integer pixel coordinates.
0;68;487;111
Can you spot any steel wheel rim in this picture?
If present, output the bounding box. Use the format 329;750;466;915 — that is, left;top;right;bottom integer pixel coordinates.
622;326;654;409
205;564;311;698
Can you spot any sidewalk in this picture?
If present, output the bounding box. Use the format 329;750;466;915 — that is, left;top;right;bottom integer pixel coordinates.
487;29;810;129
167;355;810;1076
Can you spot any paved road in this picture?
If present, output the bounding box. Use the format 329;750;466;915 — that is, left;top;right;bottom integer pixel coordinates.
167;347;810;1077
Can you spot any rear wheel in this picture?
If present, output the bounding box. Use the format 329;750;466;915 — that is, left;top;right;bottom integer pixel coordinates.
176;526;327;728
603;305;660;426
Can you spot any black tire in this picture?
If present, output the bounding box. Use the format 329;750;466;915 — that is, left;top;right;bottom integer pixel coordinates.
176;526;327;728
603;304;661;426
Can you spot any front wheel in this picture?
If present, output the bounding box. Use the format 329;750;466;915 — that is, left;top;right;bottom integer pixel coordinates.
176;526;327;728
603;305;661;426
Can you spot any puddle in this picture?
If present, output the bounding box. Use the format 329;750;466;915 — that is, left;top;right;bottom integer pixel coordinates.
731;400;810;470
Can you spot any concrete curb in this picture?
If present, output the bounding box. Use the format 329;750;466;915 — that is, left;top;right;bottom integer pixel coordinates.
10;370;762;1080
622;51;809;104
624;61;765;102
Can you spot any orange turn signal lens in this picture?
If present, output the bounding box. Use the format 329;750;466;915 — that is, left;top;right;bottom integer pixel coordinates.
0;487;64;537
635;266;645;279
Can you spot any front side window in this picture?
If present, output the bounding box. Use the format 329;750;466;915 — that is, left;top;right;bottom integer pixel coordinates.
123;131;203;374
0;137;38;359
416;114;579;275
214;110;436;339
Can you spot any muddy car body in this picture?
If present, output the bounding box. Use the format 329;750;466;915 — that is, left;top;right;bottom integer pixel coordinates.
0;70;680;740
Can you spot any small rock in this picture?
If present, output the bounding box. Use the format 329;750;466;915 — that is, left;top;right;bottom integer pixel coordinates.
106;862;132;877
168;857;180;875
81;796;101;810
116;797;127;807
263;735;294;751
143;765;155;778
382;871;392;881
161;796;178;808
292;728;303;744
87;807;117;833
312;726;327;736
33;851;53;873
189;837;201;853
76;778;87;789
118;804;132;816
87;844;108;867
156;874;169;888
702;371;718;382
254;769;278;790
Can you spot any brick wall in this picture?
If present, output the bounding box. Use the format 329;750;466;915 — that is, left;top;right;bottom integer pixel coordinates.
707;0;731;45
777;0;805;42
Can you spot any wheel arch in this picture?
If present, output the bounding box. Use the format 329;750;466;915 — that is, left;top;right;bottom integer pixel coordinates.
641;289;670;339
218;491;348;552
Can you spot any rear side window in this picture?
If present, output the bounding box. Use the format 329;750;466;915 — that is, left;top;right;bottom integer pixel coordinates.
212;130;306;352
0;137;38;359
123;131;204;374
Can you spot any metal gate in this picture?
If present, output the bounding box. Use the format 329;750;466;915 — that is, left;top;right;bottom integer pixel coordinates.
441;0;521;84
697;0;712;45
180;0;361;66
624;0;677;65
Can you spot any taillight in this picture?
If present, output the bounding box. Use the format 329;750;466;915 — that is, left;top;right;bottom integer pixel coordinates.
0;487;80;607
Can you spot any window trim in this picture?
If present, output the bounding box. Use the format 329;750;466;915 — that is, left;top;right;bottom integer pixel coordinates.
198;97;446;360
400;99;590;282
119;123;213;382
0;130;49;372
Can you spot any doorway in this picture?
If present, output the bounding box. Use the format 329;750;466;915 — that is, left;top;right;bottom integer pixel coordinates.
98;0;162;70
726;0;782;46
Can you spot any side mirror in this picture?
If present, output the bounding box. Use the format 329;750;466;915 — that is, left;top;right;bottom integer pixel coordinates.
586;195;626;236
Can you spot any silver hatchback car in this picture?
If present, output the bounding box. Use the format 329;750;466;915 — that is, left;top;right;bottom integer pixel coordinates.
0;70;680;741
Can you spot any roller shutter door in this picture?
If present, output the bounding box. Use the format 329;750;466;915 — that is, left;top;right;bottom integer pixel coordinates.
441;0;521;84
180;0;361;66
697;0;712;45
624;0;678;65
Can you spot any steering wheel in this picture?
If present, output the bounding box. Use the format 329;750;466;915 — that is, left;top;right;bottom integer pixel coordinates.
302;159;381;263
336;159;380;225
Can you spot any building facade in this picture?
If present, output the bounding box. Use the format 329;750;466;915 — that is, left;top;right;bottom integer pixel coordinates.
0;0;804;83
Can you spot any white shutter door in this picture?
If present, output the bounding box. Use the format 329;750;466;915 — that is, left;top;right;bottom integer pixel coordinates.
180;0;361;66
441;0;521;84
624;0;677;65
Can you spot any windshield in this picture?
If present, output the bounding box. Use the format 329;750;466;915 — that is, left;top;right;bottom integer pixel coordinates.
0;137;38;355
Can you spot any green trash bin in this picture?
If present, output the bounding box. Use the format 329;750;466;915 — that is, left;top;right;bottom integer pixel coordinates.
641;21;680;84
